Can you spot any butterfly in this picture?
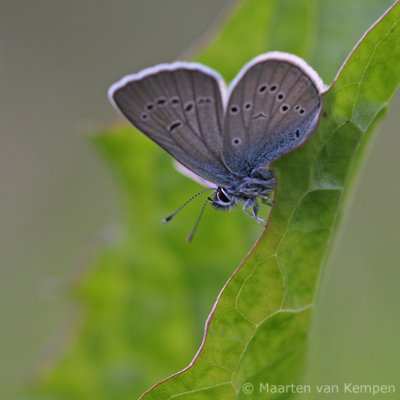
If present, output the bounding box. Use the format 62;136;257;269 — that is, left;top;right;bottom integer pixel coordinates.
108;52;325;240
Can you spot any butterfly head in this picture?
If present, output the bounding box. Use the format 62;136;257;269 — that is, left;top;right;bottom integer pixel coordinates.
211;187;235;210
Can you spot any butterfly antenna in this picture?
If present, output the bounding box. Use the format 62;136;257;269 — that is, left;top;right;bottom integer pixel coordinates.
163;188;215;224
186;195;211;243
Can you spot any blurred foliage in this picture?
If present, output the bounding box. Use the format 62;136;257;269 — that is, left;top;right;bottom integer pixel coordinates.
34;127;260;400
35;1;398;400
141;1;400;398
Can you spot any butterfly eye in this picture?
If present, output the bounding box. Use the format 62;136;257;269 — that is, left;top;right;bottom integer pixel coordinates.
217;188;231;204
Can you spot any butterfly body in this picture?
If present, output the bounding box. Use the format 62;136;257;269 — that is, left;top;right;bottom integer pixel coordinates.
109;52;325;229
211;166;275;211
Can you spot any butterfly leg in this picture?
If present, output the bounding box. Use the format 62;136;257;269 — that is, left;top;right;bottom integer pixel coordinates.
242;199;267;225
259;194;274;207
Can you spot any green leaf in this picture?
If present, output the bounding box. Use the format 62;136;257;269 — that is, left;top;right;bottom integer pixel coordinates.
34;127;261;400
35;1;399;400
139;1;400;399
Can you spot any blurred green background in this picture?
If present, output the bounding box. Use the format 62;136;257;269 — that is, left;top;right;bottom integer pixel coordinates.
1;1;399;399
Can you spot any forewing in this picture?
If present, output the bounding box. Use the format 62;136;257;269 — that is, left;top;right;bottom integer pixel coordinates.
174;161;217;189
223;52;324;175
108;63;232;185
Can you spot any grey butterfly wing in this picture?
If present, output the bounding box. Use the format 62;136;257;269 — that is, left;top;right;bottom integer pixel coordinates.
108;63;232;186
223;52;324;175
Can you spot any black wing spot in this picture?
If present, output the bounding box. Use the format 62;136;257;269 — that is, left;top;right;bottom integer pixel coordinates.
170;97;180;106
232;137;241;146
141;113;149;120
156;97;167;106
295;129;300;138
253;112;268;120
277;92;285;101
184;102;194;112
299;108;305;114
280;104;290;113
168;121;182;133
269;84;278;93
294;105;300;111
244;102;252;110
146;103;154;111
230;105;239;114
197;97;213;106
258;84;268;93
